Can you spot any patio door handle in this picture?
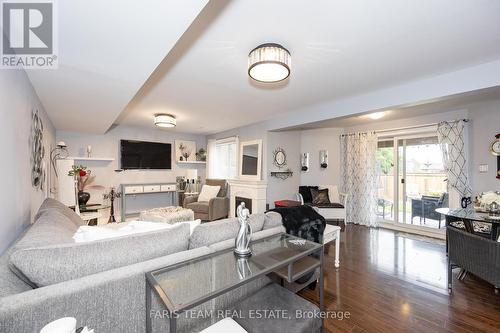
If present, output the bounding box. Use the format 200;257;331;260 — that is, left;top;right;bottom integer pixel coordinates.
401;179;405;184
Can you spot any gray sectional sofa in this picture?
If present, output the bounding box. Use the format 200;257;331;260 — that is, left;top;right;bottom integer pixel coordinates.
0;199;317;332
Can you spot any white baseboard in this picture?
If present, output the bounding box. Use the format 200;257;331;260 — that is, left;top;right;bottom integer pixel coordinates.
378;221;446;240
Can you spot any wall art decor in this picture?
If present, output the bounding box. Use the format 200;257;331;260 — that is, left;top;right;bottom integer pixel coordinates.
175;140;197;162
31;109;45;191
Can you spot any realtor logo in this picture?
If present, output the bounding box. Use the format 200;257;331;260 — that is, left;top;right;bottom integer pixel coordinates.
1;0;57;69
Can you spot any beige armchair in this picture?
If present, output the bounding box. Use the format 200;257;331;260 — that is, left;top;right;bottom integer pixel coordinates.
183;179;229;221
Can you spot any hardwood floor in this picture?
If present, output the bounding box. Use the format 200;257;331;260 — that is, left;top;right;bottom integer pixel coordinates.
298;225;500;333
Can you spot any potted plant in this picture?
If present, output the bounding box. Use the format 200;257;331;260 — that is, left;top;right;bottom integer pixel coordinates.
68;165;104;207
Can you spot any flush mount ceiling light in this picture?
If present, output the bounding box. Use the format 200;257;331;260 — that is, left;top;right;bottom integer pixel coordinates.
154;114;176;128
248;43;291;83
366;112;386;120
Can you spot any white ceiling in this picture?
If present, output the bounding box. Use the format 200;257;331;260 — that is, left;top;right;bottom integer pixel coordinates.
116;0;500;135
283;86;500;130
27;0;209;133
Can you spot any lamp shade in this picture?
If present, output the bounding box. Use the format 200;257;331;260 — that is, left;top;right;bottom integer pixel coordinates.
248;43;291;83
186;169;198;180
154;114;176;128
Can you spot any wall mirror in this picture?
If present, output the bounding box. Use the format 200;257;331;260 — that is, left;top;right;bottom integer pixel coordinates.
239;139;262;180
273;147;287;169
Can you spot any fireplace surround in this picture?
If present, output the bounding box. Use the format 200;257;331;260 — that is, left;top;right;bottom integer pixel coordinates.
228;179;268;217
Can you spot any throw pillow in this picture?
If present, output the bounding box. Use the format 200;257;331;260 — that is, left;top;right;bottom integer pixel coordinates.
198;185;221;202
311;188;330;205
299;186;319;204
319;185;340;203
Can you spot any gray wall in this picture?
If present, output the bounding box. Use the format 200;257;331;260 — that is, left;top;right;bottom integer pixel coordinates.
267;131;301;205
467;100;500;194
208;124;305;207
208;122;269;180
344;104;500;196
57;126;207;205
212;102;499;209
299;128;343;187
0;69;55;254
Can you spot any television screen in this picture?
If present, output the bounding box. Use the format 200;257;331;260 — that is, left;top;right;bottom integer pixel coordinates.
120;140;172;170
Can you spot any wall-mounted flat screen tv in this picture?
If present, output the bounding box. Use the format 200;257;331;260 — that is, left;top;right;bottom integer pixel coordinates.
120;140;172;170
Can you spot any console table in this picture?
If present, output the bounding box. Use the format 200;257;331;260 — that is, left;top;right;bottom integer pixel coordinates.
120;183;178;221
145;233;324;333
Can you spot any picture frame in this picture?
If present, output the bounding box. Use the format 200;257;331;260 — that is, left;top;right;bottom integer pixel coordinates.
175;140;197;162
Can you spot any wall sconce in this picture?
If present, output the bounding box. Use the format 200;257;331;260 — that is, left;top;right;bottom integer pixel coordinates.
320;150;328;169
301;153;309;172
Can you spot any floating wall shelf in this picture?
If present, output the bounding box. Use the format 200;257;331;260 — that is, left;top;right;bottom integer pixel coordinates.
270;171;293;180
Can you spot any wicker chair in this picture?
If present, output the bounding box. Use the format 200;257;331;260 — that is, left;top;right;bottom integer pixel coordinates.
447;226;500;293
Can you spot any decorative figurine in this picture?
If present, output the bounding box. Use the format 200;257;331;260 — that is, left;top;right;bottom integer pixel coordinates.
461;196;472;209
234;202;252;257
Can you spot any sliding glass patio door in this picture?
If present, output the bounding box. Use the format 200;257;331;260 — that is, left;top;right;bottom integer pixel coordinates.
377;133;448;232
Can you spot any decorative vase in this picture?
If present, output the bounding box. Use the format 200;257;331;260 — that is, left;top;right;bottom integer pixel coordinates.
78;191;90;206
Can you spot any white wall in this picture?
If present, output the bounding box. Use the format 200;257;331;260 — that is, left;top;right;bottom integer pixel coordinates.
57;126;206;205
0;69;55;254
299;128;343;187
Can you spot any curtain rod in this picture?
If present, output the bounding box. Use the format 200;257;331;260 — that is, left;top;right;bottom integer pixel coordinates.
341;118;469;136
215;135;239;141
375;118;469;134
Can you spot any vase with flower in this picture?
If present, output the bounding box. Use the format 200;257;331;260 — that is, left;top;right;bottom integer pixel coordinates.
68;165;104;207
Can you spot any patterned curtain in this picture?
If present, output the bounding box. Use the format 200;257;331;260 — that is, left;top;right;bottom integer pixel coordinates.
437;120;472;198
340;131;378;227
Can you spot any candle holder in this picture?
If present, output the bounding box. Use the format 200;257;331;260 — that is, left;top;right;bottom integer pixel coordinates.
103;187;122;223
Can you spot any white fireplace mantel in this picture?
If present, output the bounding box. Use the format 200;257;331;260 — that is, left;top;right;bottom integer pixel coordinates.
228;179;268;217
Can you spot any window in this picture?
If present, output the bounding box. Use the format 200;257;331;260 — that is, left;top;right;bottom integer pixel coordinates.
208;137;238;179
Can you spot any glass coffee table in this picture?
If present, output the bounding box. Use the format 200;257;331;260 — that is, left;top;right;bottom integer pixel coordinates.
145;233;324;333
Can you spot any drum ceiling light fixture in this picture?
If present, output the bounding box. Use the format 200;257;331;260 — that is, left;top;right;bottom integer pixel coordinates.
248;43;291;83
154;114;176;128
